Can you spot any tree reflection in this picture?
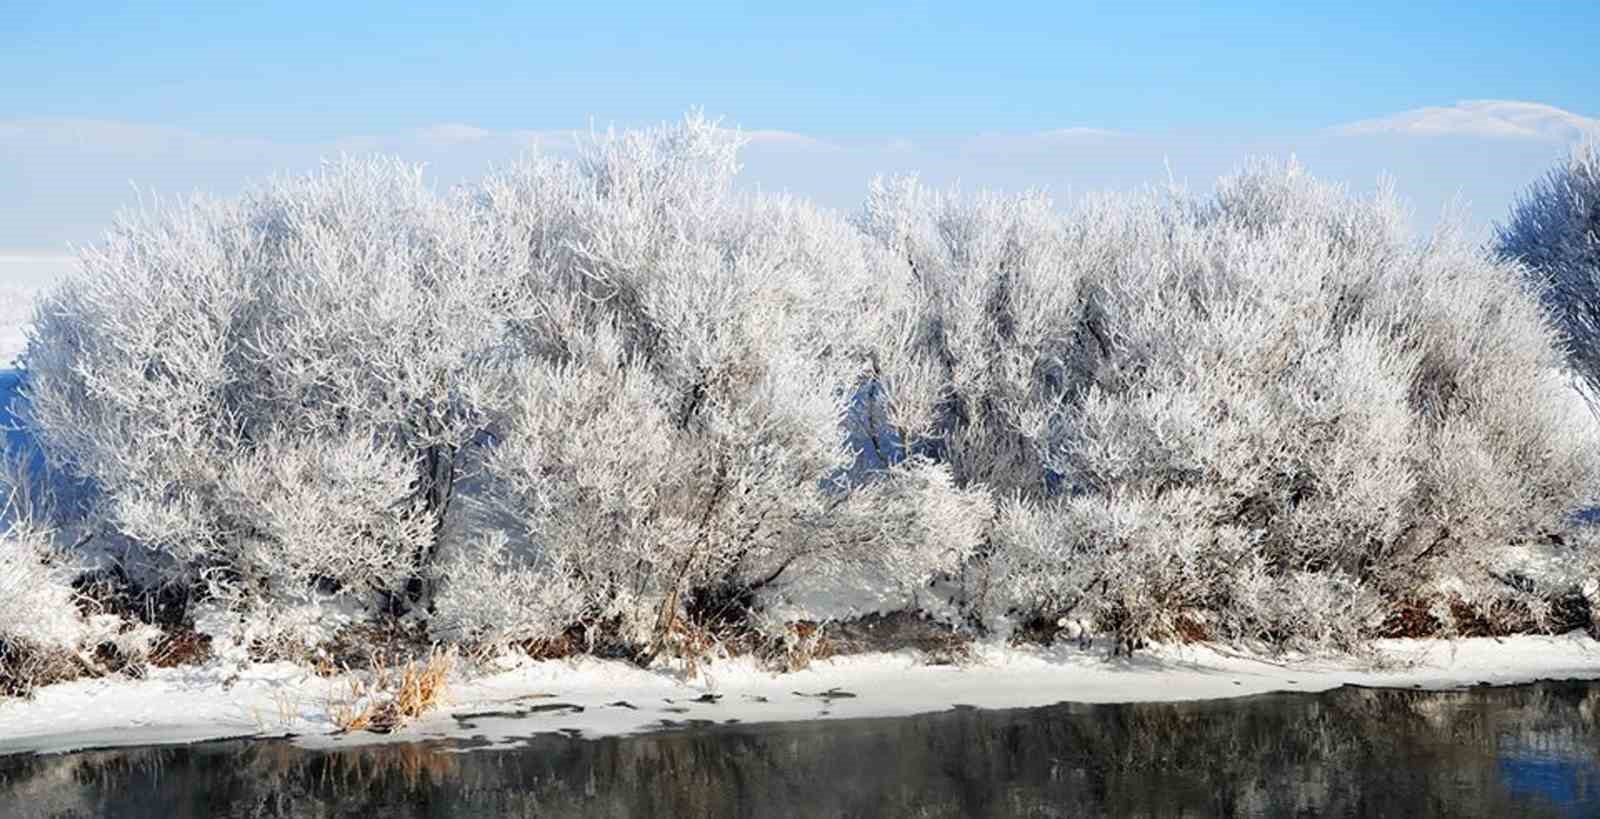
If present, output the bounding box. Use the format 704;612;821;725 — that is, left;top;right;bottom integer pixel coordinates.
3;681;1598;818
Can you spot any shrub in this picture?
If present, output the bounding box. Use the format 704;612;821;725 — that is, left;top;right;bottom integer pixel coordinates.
439;116;990;658
11;117;1599;668
19;158;513;620
1497;141;1600;391
853;177;1095;495
327;645;456;734
867;162;1600;650
429;530;584;649
0;542;160;699
2;467;160;696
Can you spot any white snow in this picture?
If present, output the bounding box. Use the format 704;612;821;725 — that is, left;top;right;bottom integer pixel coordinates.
3;634;1598;757
0;253;71;364
0;285;35;364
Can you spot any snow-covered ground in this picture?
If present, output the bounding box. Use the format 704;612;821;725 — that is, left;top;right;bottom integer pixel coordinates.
0;285;36;364
3;634;1598;757
0;254;71;364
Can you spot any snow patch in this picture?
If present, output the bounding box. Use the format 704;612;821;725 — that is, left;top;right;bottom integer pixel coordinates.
3;634;1598;757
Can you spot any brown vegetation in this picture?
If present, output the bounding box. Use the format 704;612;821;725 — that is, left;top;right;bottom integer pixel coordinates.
328;646;457;734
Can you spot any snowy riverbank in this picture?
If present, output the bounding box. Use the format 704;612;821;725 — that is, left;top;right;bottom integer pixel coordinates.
4;633;1599;757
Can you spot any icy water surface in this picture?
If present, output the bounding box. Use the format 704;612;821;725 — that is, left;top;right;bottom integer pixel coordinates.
4;680;1600;817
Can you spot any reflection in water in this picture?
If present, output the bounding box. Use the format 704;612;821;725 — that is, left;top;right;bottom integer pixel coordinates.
3;681;1600;817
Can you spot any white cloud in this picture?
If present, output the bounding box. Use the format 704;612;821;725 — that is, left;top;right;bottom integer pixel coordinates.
0;103;1591;252
740;129;834;150
1333;100;1600;141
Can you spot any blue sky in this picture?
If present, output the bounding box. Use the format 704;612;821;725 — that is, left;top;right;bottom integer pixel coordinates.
2;1;1597;269
6;2;1598;137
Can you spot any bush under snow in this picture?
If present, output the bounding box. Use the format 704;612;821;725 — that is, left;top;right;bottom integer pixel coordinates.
1497;141;1600;392
861;164;1600;650
438;117;991;654
19;157;512;625
7;117;1600;670
2;457;159;695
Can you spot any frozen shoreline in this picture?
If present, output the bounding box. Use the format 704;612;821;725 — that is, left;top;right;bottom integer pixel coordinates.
4;632;1600;757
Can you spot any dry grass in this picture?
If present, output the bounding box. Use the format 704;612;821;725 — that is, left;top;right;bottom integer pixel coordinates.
327;674;378;733
248;688;302;734
515;628;585;661
328;646;457;734
147;629;213;668
0;639;93;699
917;630;976;667
1378;595;1550;640
392;647;454;719
760;621;832;672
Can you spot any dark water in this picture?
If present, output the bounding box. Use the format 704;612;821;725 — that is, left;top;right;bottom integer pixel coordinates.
4;681;1600;818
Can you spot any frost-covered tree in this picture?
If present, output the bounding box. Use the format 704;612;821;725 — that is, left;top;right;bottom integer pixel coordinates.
13;116;1600;666
1497;141;1600;392
863;162;1600;650
853;177;1097;496
434;116;992;656
1026;164;1600;648
849;178;1115;622
19;158;513;617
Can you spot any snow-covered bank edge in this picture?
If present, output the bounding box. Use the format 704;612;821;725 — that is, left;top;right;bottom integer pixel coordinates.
3;633;1599;757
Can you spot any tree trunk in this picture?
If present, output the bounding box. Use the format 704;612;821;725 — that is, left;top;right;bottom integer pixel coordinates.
406;442;457;612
